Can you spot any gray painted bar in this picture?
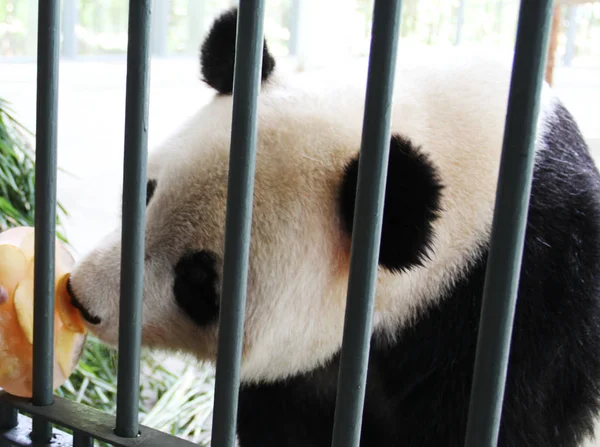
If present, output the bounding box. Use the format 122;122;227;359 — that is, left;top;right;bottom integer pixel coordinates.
0;413;72;447
330;1;403;446
114;0;152;439
61;0;78;58
210;1;267;446
464;1;555;446
0;393;197;447
0;403;17;430
31;0;61;442
73;431;94;447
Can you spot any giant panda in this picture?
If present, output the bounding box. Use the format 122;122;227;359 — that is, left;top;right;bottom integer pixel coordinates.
67;8;600;447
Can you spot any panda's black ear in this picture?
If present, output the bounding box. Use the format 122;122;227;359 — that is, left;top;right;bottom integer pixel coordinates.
199;8;276;95
339;134;444;272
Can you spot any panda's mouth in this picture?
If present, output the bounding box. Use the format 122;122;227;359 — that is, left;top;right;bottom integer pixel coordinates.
66;277;102;325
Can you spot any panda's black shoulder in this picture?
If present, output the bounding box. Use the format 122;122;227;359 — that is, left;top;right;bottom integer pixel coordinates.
235;100;600;447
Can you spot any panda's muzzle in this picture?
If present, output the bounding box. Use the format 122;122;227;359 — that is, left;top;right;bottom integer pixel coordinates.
66;276;102;325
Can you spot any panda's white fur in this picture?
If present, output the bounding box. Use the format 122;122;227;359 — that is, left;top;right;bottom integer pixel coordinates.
69;9;600;447
73;49;520;379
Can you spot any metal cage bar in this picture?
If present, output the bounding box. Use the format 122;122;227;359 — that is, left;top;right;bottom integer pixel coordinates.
210;1;267;446
0;393;199;447
330;1;403;446
0;413;73;446
73;431;94;447
31;0;61;442
464;1;555;446
114;0;152;439
0;403;17;430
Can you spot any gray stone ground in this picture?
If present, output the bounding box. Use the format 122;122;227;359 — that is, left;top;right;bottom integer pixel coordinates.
0;56;598;442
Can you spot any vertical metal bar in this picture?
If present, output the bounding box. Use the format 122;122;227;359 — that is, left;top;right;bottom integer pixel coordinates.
210;1;266;446
150;0;170;57
288;0;302;57
494;0;505;34
464;1;554;446
0;404;17;430
186;0;206;54
455;0;466;45
31;0;60;442
564;6;577;67
25;0;39;57
62;0;79;58
114;0;152;439
330;1;402;447
73;431;94;447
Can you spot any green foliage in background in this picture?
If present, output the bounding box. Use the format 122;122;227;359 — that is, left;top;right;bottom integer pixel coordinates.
0;99;214;445
56;337;215;446
0;98;68;239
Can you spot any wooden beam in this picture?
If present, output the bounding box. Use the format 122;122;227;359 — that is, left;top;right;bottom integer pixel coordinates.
545;5;562;86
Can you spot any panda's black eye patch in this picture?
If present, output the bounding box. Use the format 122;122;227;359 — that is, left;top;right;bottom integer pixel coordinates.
174;250;220;327
146;179;157;206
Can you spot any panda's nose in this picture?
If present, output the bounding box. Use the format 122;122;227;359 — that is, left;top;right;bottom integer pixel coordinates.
66;276;102;325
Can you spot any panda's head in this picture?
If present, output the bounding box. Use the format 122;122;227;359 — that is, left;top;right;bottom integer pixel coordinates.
69;8;513;382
